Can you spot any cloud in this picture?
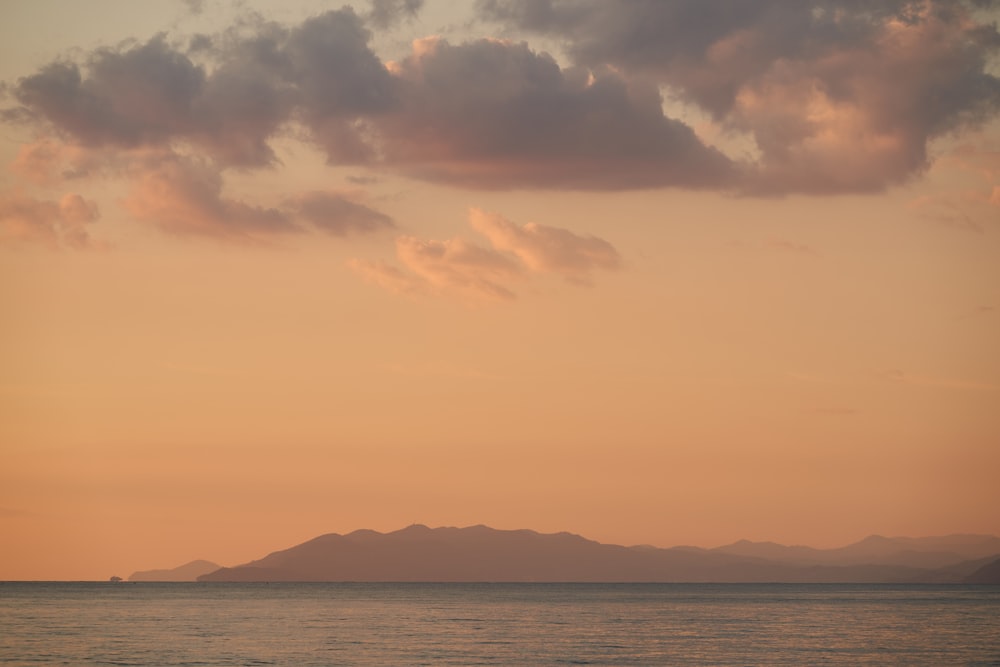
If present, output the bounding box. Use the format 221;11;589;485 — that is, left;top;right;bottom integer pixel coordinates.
909;199;985;233
6;16;734;191
9;9;393;169
287;191;394;236
380;37;737;189
479;0;1000;194
9;140;395;243
367;0;425;29
285;9;399;162
120;154;394;242
0;190;101;249
10;140;68;185
9;139;121;184
5;1;996;199
9;33;290;168
905;136;1000;232
15;37;204;148
394;235;522;299
351;208;620;299
180;0;206;15
347;239;522;301
468;208;620;282
937;139;1000;204
349;258;423;295
122;155;296;241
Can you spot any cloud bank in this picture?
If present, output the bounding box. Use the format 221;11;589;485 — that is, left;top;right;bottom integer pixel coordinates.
5;7;736;190
479;0;1000;194
2;0;999;246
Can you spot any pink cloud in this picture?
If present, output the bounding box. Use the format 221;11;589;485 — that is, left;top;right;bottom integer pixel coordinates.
348;258;423;295
0;190;101;249
122;155;297;241
468;208;620;283
9;139;116;185
351;208;621;300
394;235;521;300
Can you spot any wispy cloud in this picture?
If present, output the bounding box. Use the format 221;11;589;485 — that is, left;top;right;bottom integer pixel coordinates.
0;190;102;249
351;208;621;300
397;234;522;299
115;154;396;243
469;208;621;282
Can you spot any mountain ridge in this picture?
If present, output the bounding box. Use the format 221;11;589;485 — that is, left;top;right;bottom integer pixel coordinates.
193;525;1000;583
129;559;221;582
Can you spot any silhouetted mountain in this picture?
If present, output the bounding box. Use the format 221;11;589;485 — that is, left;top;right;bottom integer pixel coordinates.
964;557;1000;584
713;534;1000;569
130;559;221;582
196;525;1000;583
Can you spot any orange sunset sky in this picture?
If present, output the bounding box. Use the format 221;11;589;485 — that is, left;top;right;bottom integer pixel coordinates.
2;0;999;580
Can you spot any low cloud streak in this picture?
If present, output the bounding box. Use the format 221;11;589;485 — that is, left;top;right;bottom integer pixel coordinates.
351;208;620;300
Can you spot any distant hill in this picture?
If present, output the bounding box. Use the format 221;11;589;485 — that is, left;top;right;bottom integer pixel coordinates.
196;525;1000;583
964;557;1000;584
712;534;1000;569
130;559;221;582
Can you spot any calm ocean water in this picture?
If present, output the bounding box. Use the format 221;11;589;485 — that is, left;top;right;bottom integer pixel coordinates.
1;582;998;666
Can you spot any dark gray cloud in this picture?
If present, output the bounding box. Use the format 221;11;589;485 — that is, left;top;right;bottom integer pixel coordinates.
10;9;393;169
479;0;1000;193
188;24;296;167
5;7;733;190
180;0;206;16
5;1;998;197
15;37;203;149
367;0;425;29
478;1;899;113
286;9;398;162
378;37;737;189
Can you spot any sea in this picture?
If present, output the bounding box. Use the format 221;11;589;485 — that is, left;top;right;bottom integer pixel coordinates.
1;583;998;666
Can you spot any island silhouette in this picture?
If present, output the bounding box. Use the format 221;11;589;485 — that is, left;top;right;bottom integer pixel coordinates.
124;525;1000;583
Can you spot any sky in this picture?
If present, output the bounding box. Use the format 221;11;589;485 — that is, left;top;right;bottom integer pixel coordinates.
1;0;999;581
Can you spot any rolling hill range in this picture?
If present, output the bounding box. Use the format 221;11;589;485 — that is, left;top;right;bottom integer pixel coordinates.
129;560;221;582
193;525;1000;583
